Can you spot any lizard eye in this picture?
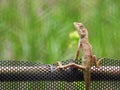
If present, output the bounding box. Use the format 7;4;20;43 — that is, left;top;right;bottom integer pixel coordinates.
79;25;83;29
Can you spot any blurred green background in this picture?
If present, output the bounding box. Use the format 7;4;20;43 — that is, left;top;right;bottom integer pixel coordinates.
0;0;120;64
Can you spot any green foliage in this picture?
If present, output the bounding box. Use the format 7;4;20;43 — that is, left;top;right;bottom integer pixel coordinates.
0;0;120;63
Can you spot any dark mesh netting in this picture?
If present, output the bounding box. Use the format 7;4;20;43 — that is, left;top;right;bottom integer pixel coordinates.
0;58;120;90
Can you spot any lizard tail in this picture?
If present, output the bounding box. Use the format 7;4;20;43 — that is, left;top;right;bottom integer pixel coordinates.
84;70;91;90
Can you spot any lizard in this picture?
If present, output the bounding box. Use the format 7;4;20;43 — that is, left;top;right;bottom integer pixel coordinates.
56;22;102;90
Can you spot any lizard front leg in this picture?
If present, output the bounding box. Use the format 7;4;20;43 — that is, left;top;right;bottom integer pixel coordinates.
75;39;82;60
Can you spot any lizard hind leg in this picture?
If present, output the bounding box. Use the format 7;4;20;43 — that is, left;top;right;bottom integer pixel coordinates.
92;55;102;67
56;61;85;70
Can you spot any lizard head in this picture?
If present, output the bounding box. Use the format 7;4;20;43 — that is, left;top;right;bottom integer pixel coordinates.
73;22;88;38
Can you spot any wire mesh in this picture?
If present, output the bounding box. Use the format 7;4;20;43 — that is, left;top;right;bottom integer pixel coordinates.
91;58;120;90
0;58;120;90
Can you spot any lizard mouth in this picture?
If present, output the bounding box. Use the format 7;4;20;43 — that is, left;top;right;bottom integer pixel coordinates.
73;22;83;29
74;22;82;26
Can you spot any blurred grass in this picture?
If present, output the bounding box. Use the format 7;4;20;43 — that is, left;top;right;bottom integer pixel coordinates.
0;0;120;64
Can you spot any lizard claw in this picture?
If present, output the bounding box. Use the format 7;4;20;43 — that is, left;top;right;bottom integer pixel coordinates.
55;61;65;71
55;66;65;71
96;58;103;67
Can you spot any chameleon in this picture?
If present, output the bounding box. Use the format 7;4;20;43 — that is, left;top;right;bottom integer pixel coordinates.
56;22;102;90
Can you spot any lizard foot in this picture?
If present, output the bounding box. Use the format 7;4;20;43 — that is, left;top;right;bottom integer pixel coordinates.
96;58;103;67
55;61;65;70
92;55;103;68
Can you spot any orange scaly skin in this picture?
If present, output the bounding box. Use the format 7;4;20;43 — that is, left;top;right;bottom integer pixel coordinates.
56;22;102;90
